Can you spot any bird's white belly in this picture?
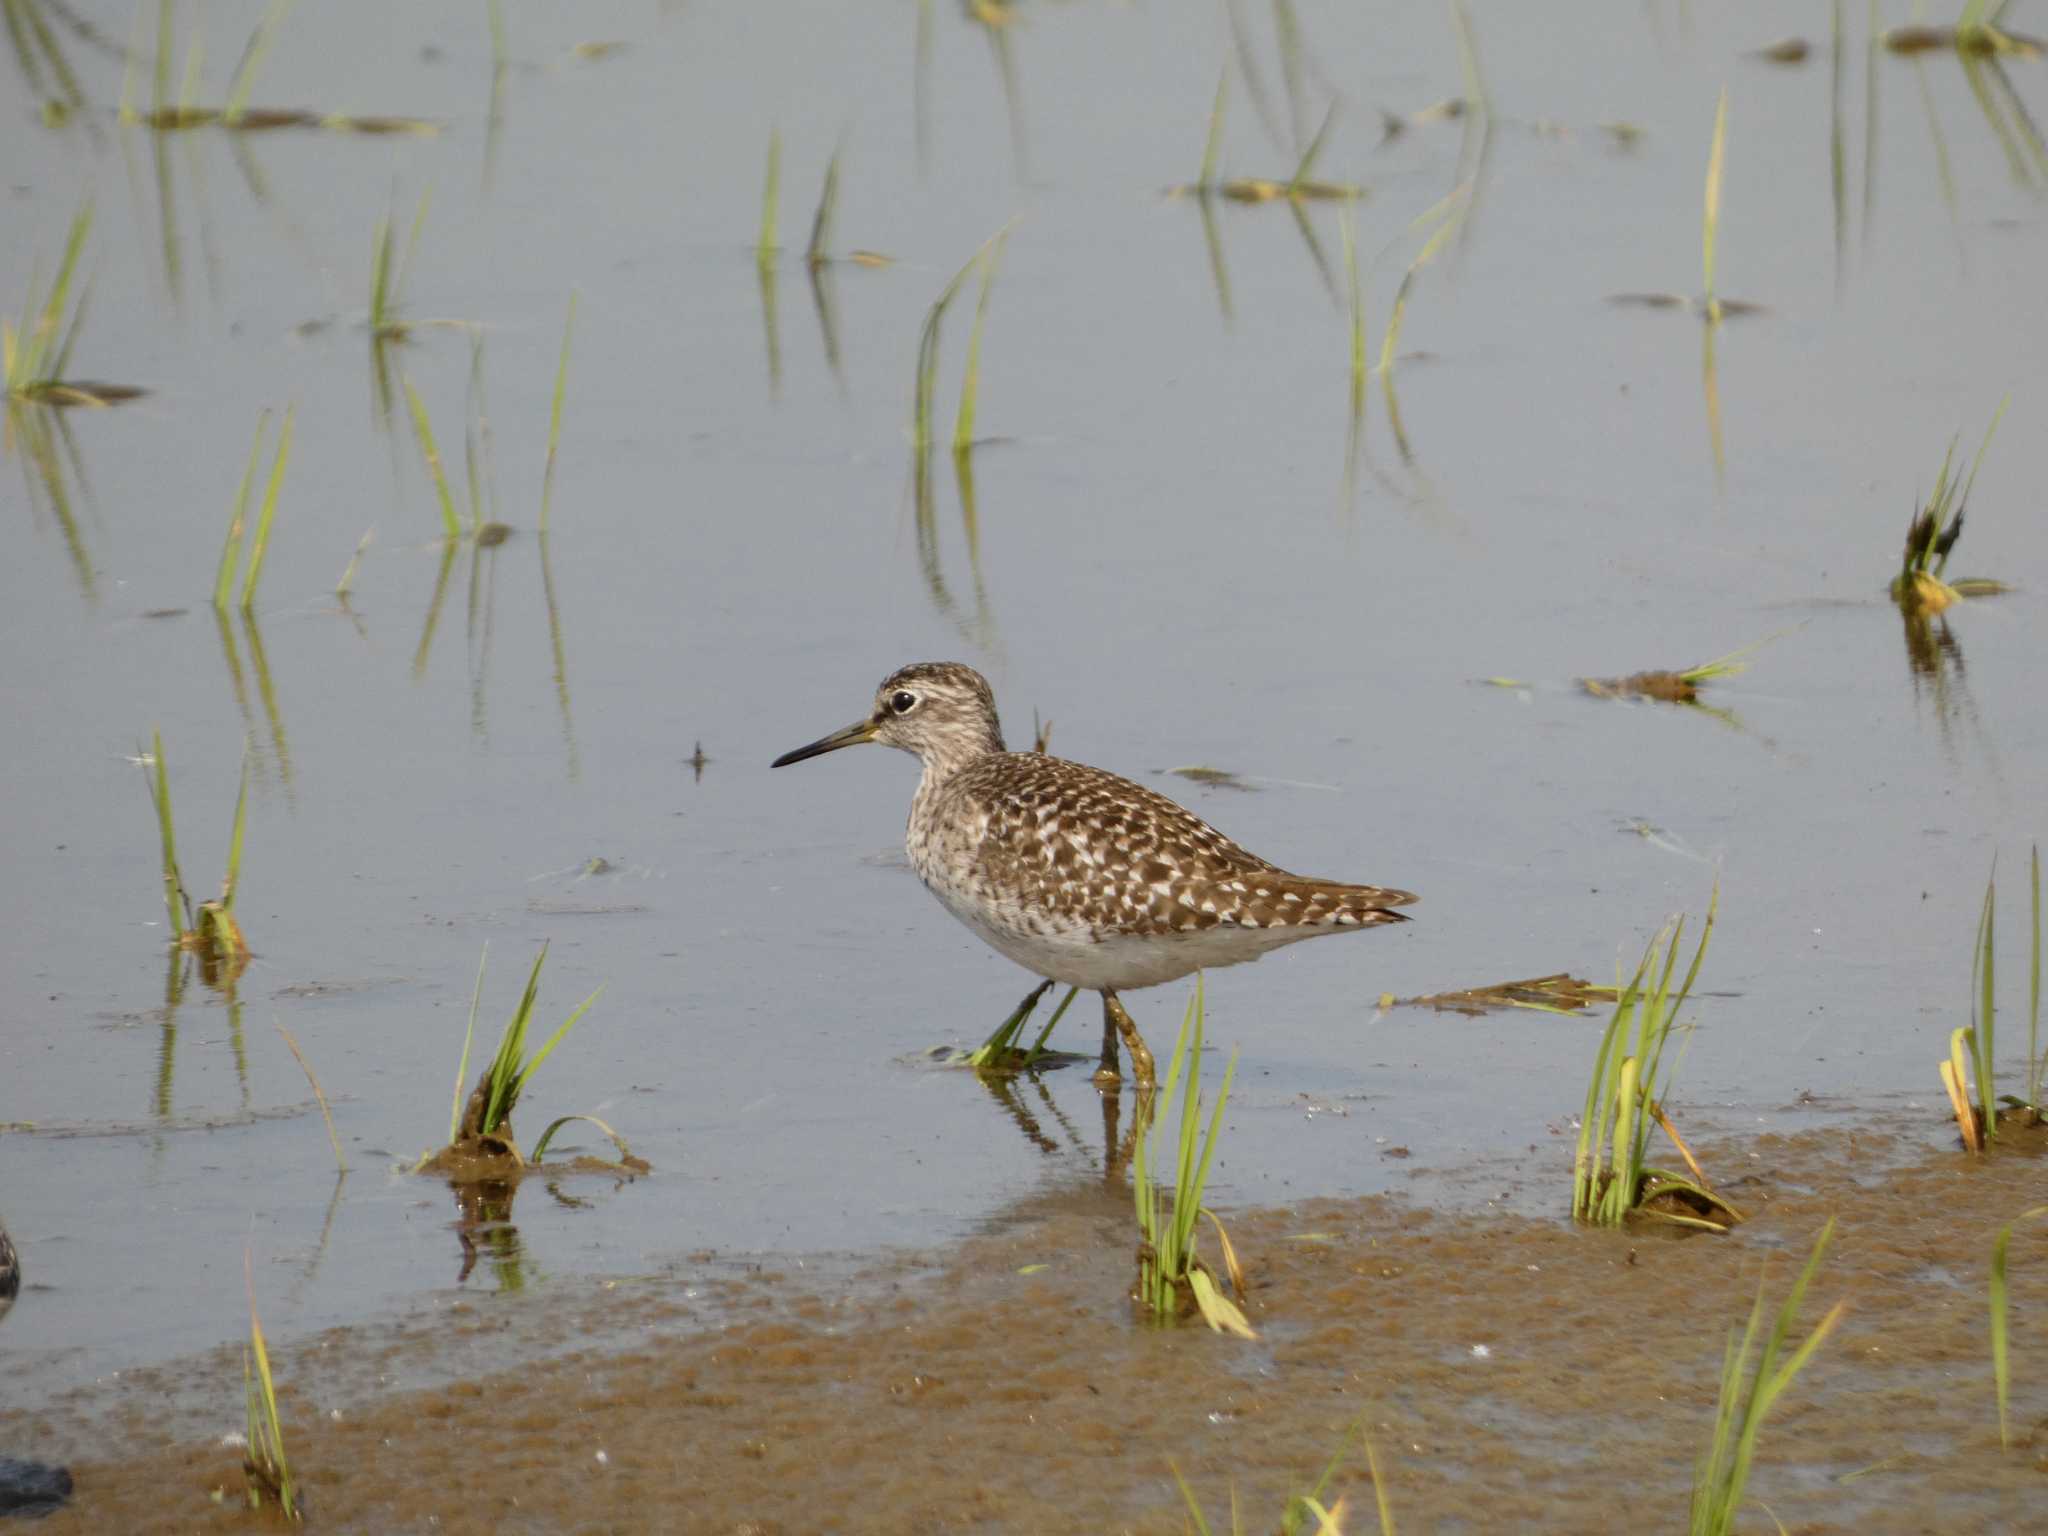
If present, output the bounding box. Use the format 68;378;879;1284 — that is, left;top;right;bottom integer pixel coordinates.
924;876;1309;991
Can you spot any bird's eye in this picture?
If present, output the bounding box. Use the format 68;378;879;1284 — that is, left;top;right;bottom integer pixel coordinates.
891;691;918;714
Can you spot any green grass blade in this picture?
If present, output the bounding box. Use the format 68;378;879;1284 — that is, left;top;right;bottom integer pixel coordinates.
482;943;549;1134
539;290;577;535
403;377;461;540
239;404;293;610
223;0;293;123
1019;984;1078;1067
805;145;840;268
368;211;393;331
1702;87;1729;308
2029;844;2042;1108
1199;67;1228;186
512;985;603;1100
1377;193;1463;375
914;225;1009;452
1991;1205;2048;1448
214;411;269;610
220;746;250;910
148;728;188;941
952;229;1008;454
757;129;781;269
451;944;488;1143
1168;1460;1216;1536
1973;866;1997;1140
1288;103;1337;193
20;203;91;386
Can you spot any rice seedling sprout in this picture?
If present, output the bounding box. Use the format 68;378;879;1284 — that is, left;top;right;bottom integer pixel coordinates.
1376;186;1466;376
539;291;577;534
805;146;840;269
1133;975;1252;1338
1198;67;1228;187
238;405;293;611
1895;396;2010;609
402;376;462;540
429;942;603;1167
1688;1219;1845;1536
242;1251;299;1521
142;731;253;980
3;203;91;401
1991;1203;2048;1448
213;411;270;611
757;129;781;271
1702;88;1728;322
952;228;1008;454
275;1020;345;1172
1572;888;1740;1231
1172;1419;1397;1535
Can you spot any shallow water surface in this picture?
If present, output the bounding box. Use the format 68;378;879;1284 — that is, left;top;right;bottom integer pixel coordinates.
2;0;2046;1518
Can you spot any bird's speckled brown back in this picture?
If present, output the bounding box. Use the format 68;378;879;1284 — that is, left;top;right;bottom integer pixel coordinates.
913;751;1416;940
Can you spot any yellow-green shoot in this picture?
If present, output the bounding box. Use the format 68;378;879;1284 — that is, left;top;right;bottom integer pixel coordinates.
242;1252;299;1521
144;731;251;981
402;375;463;541
1573;889;1741;1231
1702;88;1728;322
3;203;111;404
952;228;1008;454
1376;186;1467;377
1133;976;1252;1338
1991;1203;2048;1448
805;146;840;269
2029;844;2043;1113
212;406;294;612
369;189;430;342
539;290;577;534
913;222;1014;455
1688;1219;1845;1536
757;129;781;273
1943;846;2045;1148
1172;1419;1396;1536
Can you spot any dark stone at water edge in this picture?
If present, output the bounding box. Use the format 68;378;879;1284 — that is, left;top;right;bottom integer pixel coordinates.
0;1458;74;1520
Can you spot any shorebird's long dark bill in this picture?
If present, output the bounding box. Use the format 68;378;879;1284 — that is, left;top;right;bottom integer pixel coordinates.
770;718;877;767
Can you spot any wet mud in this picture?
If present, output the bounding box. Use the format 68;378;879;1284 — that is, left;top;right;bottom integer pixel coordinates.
8;1122;2047;1533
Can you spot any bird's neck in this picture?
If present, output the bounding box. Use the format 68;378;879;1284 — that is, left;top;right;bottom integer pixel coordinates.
913;721;1005;797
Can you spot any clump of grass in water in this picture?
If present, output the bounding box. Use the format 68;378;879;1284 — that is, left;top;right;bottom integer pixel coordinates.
1939;845;2042;1151
1885;0;2045;55
1573;889;1743;1232
1577;633;1781;707
966;980;1079;1072
1171;92;1363;203
401;338;510;547
369;189;431;343
1689;1219;1845;1536
116;0;437;134
211;407;294;612
1891;398;2011;616
418;943;637;1177
3;204;146;407
241;1250;299;1522
142;731;251;987
1172;1418;1397;1535
1133;976;1253;1338
1991;1201;2048;1448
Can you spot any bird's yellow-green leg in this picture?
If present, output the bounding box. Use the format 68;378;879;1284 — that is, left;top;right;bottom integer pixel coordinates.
1101;989;1156;1092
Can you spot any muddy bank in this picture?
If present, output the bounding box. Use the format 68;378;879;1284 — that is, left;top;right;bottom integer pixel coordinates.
5;1122;2045;1532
